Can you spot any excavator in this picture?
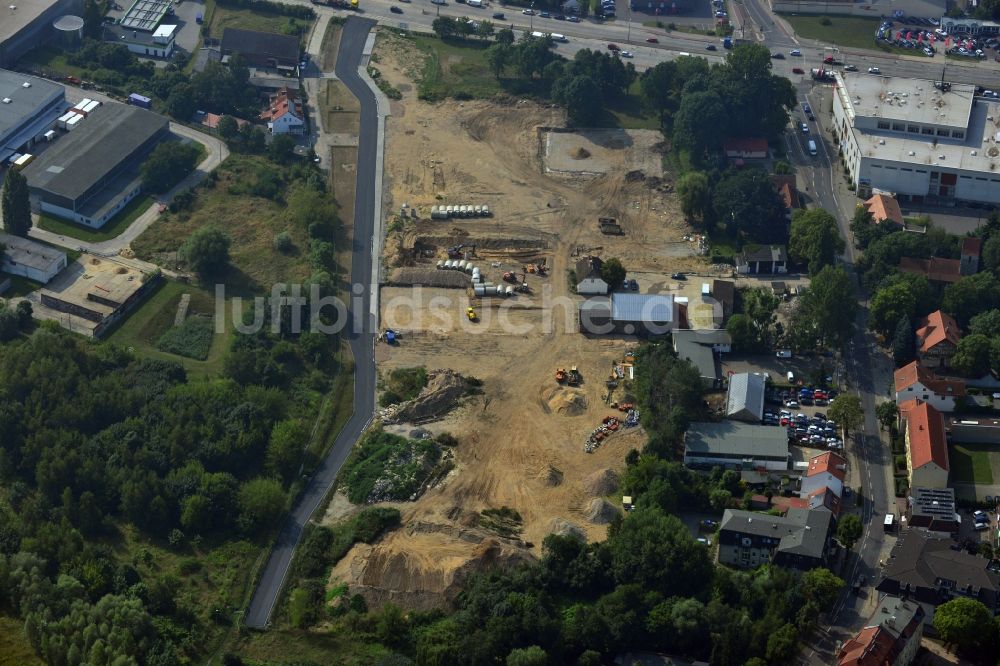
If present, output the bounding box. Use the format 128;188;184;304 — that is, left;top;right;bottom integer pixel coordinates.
466;307;478;322
448;244;476;259
567;366;582;387
555;367;567;383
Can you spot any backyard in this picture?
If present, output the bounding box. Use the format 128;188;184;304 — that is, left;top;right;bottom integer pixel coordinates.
950;443;997;485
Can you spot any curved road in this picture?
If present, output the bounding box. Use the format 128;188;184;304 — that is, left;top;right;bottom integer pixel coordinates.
245;16;379;629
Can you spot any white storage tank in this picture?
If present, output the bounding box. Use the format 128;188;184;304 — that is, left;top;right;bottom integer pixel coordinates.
505;286;514;296
495;285;504;295
474;205;483;216
474;285;487;297
437;260;444;269
466;263;475;274
446;205;455;216
482;205;490;216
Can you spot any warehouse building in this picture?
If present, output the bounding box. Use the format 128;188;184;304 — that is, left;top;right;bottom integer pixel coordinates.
22;103;169;227
833;72;1000;206
683;421;790;472
0;0;84;68
0;232;67;283
726;372;766;423
0;69;66;164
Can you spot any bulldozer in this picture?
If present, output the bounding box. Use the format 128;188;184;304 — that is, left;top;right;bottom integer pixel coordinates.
555;368;567;383
567;366;582;386
466;307;478;322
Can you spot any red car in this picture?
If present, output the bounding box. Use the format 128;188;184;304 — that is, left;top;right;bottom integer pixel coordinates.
607;43;620;51
792;67;805;74
646;37;659;43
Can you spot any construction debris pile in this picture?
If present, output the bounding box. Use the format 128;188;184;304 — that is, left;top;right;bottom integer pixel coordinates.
379;370;469;424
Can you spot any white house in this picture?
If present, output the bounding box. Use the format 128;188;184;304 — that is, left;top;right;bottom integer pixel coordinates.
893;361;965;413
575;256;608;295
260;87;305;135
0;232;67;283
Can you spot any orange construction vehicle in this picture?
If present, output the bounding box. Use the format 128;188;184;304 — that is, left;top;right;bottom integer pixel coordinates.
555;368;567;382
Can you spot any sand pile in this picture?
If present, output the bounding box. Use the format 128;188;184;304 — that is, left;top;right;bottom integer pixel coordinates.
583;468;619;496
585;498;620;524
539;464;564;487
394;370;467;422
541;385;588;415
550;519;586;541
570;146;591;159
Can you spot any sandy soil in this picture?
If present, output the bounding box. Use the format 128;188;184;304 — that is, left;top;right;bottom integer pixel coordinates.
325;29;709;610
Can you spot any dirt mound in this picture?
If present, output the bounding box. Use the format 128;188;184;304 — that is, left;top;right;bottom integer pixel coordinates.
540;385;588;416
550;518;587;541
393;370;468;423
539;464;563;487
570;146;591;160
583;468;620;496
585;498;620;524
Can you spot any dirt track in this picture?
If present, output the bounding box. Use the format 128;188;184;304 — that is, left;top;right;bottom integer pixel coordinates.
326;30;709;610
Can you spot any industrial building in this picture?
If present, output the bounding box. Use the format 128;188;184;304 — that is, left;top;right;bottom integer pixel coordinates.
0;69;66;165
672;329;731;389
683;421;790;472
22;103;169;227
833;72;1000;206
0;0;84;68
0;232;67;283
104;22;177;58
725;372;766;423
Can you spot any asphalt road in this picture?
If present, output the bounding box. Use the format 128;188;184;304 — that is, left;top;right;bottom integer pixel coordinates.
244;16;379;630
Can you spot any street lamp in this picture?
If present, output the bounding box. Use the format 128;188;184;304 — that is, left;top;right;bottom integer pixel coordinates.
627;3;631;42
530;1;534;32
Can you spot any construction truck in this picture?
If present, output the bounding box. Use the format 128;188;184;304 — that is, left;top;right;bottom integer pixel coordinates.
599;217;623;235
555;368;567;383
466;307;478;322
567;366;582;387
823;55;843;66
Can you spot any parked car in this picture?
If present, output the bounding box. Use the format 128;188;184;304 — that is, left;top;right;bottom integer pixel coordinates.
701;519;718;529
390;5;403;12
696;537;713;546
792;67;804;74
868;66;881;74
790;49;801;56
492;11;505;18
771;52;785;59
843;64;858;71
522;8;534;14
568;15;580;21
785;400;800;408
671;272;686;280
646;37;659;43
706;44;717;50
607;43;620;51
620;50;633;58
539;10;550;17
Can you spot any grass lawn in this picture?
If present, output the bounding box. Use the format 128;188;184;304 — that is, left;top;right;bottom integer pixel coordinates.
208;4;312;43
105;279;233;379
0;615;42;666
0;274;44;298
131;155;315;294
36;195;155;243
229;628;391;664
18;46;88;79
950;443;996;485
780;15;885;51
707;226;739;262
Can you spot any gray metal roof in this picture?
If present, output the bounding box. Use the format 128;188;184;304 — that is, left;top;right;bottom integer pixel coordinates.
611;293;675;323
739;244;787;263
118;0;171;31
720;507;830;560
867;597;924;640
0;232;65;272
221;28;300;65
0;70;63;141
23;103;168;203
672;329;730;383
726;372;766;421
684;421;788;459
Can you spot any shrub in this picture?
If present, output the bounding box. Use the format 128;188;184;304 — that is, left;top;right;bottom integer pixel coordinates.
273;231;294;253
820;16;832;25
156;316;214;360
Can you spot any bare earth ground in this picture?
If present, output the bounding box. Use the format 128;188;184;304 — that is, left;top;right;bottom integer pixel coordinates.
325;30;710;610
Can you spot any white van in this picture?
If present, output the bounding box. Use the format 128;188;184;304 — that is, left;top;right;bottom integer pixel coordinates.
550;33;568;42
776;350;793;358
807;139;817;156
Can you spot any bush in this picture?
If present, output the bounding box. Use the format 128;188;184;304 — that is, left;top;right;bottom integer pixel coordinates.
819;16;832;25
380;367;428;406
342;431;442;503
273;231;294;253
141;142;201;194
156;316;214;360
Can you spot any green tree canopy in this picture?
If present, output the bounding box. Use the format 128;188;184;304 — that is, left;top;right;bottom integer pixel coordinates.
943;272;1000;325
951;333;992;377
869;282;917;338
713;168;788;244
789;208;845;274
2;168;31;237
677;171;712;224
801;568;844;608
792;265;857;348
836;513;863;550
600;257;626;290
933;597;998;654
180;225;231;278
829;394;864;436
552;75;603;126
141;142;201;194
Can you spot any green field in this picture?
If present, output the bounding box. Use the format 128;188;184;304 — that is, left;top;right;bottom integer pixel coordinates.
105;279;233;379
207;3;312;42
950;443;996;485
18;46;89;80
0;616;42;666
781;15;885;51
36;195;155;243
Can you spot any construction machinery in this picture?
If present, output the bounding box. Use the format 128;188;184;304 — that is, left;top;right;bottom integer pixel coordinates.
599;217;624;235
567;366;582;386
555;367;567;383
466;307;478;322
448;243;476;259
503;271;519;284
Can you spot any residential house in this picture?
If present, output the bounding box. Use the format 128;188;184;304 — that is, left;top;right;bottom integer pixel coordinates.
683;421;789;472
672;329;731;389
837;596;925;666
575;256;608;295
800;452;847;500
961;236;982;276
863;193;905;226
906;487;959;536
220;28;300;72
736;245;787;275
260;87;305;134
0;232;67;284
201;112;248;133
903;401;949;490
718;507;833;571
726;372;766;423
875;531;1000;623
915;310;961;370
711;279;735;320
898;256;962;285
724;137;768;160
894;361;965;413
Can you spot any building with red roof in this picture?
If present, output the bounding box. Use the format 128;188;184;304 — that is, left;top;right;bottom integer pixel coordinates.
961;236;982;276
863;194;904;226
800;451;847;499
898;256;962;284
837;597;924;666
893;361;965;413
724;137;768;159
903;401;949;490
914;310;961;370
260;87;304;135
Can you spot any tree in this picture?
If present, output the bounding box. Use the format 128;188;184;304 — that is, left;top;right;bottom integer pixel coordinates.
794;265;857;347
869;282;916;338
983;235;1000;273
829;394;864;438
789;208;845;274
876;401;899;432
600;258;626;290
951;333;991;377
180;225;230;278
836;513;863;550
943;272;1000;325
476;20;495;40
891;314;916;367
720;43;796;139
217;115;240;141
495;28;515;45
432;16;458;39
801;568;844;608
765;623;799;663
639;60;677;125
552;75;603;126
726;314;757;352
673;91;729;164
933;598;998;654
713;168;788;243
743;287;780;347
970;309;1000;337
486;43;512;79
237;478;287;533
505;646;547;666
164;83;197;120
82;0;104;39
677;171;712;223
140;142;201;194
269;134;297;164
2;169;32;237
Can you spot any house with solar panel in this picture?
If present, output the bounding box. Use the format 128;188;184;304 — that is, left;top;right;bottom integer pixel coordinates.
103;0;177;59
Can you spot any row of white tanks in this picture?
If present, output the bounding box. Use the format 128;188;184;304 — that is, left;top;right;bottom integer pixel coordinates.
430;204;491;219
436;260;516;296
